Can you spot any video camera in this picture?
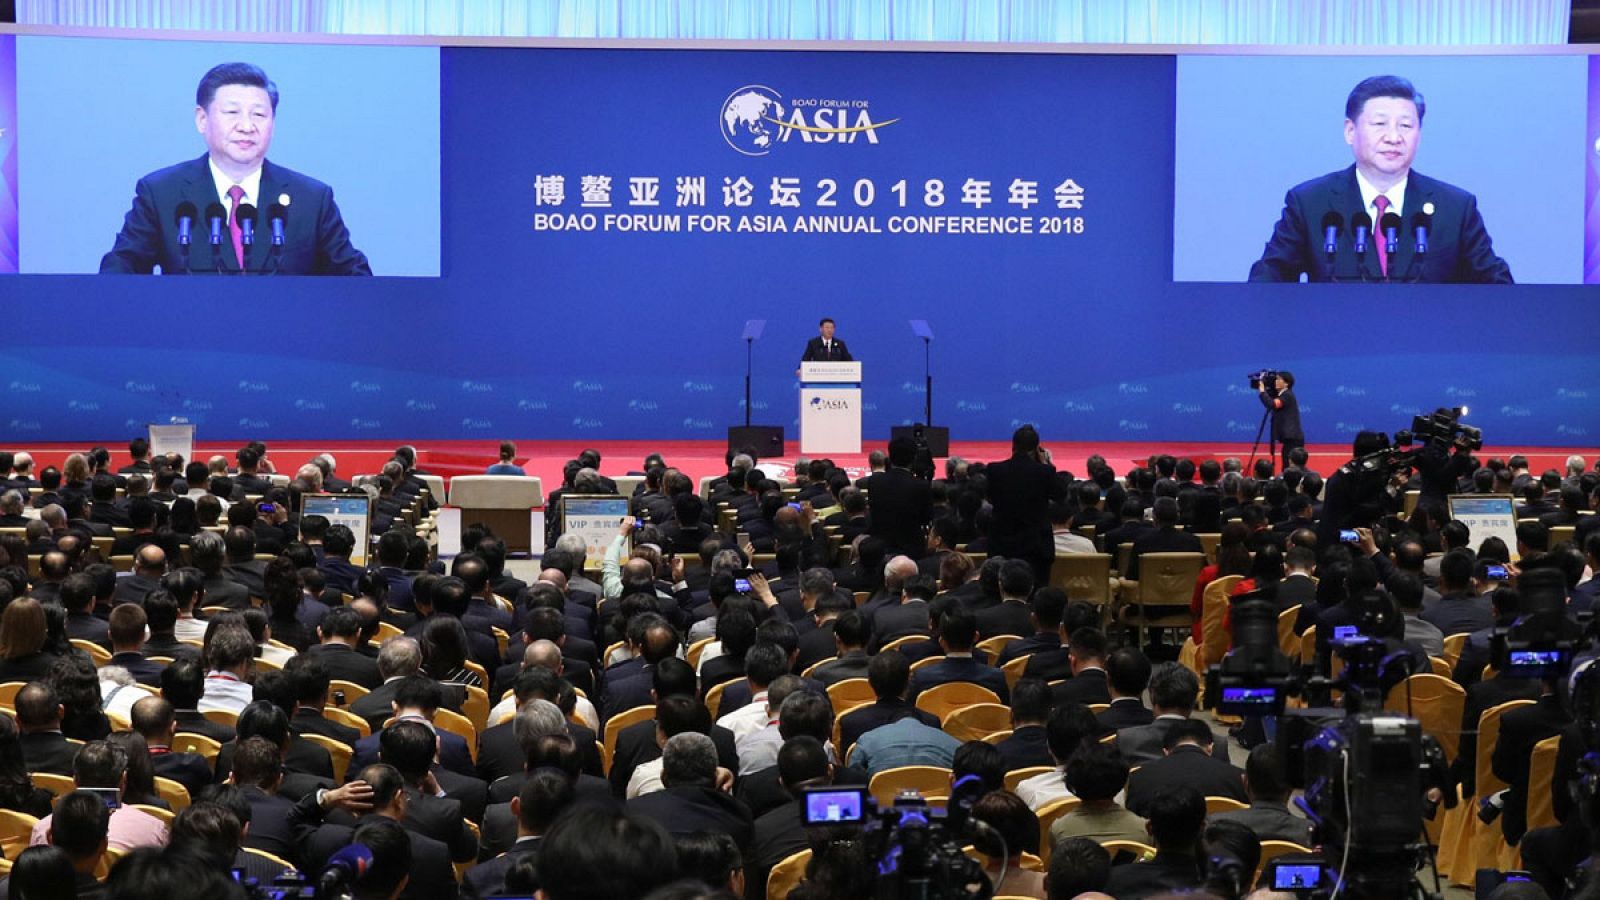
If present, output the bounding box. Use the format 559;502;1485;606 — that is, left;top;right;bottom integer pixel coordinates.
1208;589;1453;899
1337;407;1479;486
799;784;997;900
231;844;372;900
1248;369;1281;392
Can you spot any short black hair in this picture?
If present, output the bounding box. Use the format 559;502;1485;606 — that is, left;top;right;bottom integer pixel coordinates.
1047;836;1111;900
380;719;438;781
535;806;678;900
1064;743;1128;803
351;819;413;900
1345;74;1425;123
1046;702;1099;763
50;791;110;859
819;317;835;327
1145;785;1206;850
1106;646;1152;698
197;62;279;111
1244;742;1291;802
867;650;911;700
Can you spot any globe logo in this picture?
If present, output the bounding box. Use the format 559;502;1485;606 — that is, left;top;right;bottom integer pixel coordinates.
720;85;786;156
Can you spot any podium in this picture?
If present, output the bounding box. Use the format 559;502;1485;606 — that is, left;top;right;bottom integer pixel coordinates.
799;362;862;455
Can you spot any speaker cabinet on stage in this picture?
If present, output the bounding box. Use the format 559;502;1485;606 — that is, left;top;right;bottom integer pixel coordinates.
890;425;949;457
728;426;785;457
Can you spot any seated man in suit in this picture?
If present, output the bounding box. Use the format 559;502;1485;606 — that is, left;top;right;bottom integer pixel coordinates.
303;606;383;690
16;681;80;776
625;733;753;852
1125;497;1204;582
350;676;475;779
1096;645;1156;734
1102;785;1208;898
836;651;941;758
162;657;235;744
282;654;363;747
1249;75;1511;284
907;608;1008;704
28;741;169;853
106;605;166;687
1116;663;1230;766
808;610;870;687
462;769;572;900
1211;743;1315;845
34;791;112;900
100;62;371;276
866;573;936;654
351;638;465;734
993;677;1055;774
996;586;1068;667
299;764;457;900
379;720;480;862
1014;702;1099;811
130;695;214;801
1049;626;1111;707
973;559;1036;642
1125;719;1247;816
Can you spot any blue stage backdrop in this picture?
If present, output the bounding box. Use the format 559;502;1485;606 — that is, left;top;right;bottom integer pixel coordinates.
0;36;1597;446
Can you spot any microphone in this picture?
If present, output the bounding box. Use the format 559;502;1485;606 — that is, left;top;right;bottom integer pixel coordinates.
269;193;290;247
1351;212;1372;256
1381;212;1402;256
1411;204;1433;256
174;202;197;248
236;203;258;250
318;843;373;895
1319;212;1343;257
204;203;227;248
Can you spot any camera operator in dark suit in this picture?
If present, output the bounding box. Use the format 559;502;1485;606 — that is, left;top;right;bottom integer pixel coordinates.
1256;370;1303;475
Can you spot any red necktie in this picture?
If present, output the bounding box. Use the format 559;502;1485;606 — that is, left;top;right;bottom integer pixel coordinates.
1373;195;1390;278
227;184;246;270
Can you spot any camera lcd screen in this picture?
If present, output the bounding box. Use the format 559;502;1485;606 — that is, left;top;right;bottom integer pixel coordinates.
1273;864;1324;889
803;788;867;824
1220;685;1279;708
1333;625;1359;641
1486;565;1510;580
734;578;752;593
1339;529;1359;543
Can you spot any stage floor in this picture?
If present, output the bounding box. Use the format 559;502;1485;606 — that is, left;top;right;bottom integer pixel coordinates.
8;439;1597;497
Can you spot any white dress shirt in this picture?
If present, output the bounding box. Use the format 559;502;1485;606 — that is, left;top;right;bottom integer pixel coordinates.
1354;168;1407;222
209;158;263;216
715;691;771;742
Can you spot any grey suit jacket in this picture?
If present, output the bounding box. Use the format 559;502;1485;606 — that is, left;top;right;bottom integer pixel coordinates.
1115;716;1231;766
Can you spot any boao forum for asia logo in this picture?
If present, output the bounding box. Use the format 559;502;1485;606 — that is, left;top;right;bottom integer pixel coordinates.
720;85;899;157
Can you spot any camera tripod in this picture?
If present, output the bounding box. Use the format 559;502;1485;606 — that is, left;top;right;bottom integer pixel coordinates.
1246;404;1277;476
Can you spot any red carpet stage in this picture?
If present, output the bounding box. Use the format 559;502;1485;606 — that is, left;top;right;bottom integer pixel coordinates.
9;440;1598;501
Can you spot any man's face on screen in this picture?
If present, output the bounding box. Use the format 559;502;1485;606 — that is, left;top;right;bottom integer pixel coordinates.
1345;96;1420;183
196;84;276;175
820;321;835;340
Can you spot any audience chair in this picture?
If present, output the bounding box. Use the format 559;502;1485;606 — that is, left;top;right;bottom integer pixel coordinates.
1048;553;1114;609
1525;734;1562;835
603;705;655;773
869;765;953;807
1382;673;1466;766
0;810;38;860
302;734;354;783
1035;795;1082;864
154;776;191;812
942;703;1012;744
172;733;222;763
1001;655;1033;691
766;848;811;900
974;635;1022;659
915;683;1002;724
1004;766;1052;793
31;774;73;798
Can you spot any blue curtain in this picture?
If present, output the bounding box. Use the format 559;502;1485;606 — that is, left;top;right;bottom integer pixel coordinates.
18;0;1572;44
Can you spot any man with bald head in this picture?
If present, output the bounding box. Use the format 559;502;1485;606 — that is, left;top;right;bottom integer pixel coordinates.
29;551;70;604
860;555;919;624
130;695;212;798
486;639;598;729
111;544;168;606
0;490;28;527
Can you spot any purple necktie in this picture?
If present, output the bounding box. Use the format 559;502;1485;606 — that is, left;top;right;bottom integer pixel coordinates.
227;184;246;270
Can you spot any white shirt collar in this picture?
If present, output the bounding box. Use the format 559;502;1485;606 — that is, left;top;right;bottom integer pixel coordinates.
1354;168;1406;222
208;157;263;210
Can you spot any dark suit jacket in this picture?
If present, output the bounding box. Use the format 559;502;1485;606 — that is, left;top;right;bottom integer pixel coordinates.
304;813;457;900
403;787;479;861
908;655;1008;704
1125;744;1247;816
18;731;78;775
746;801;809;900
864;469;932;560
305;642;383;689
174;708;236;742
811;652;871;687
626;785;754;851
349;724;475;779
239;785;300;862
984;453;1066;567
150;748;214;800
1261;386;1305;443
1115;717;1232;766
100;155;372;276
1050;668;1110;707
1095;698;1155;734
1248;165;1512;284
998;632;1058;666
1101;850;1204;899
65;612;111;648
868;600;931;652
800;336;853;363
109;651;166;687
974;601;1034;642
199;573;251;611
109;573;163;607
995;725;1053;772
462;838;540;900
291;708;361;747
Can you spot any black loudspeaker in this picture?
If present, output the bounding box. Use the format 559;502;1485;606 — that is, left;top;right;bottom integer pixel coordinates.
890;425;950;457
728;426;785;457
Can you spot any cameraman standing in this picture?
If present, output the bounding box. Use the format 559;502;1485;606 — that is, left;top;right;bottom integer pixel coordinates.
1258;371;1304;475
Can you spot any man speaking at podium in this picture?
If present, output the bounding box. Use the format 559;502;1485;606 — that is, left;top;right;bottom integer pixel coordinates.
798;318;853;373
1248;75;1511;284
100;62;371;275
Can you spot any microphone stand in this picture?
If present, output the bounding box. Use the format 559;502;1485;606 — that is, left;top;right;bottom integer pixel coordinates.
921;334;933;427
744;336;754;429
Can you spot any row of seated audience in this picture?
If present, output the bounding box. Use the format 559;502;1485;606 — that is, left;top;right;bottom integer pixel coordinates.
0;436;1595;900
